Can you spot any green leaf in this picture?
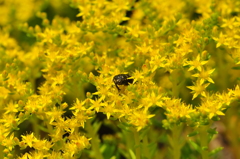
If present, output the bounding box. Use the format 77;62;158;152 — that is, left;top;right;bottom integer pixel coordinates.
209;147;223;156
102;143;116;159
139;126;150;140
148;142;158;158
202;146;208;151
187;131;199;137
207;128;218;135
232;66;240;70
118;122;132;132
167;134;174;147
211;116;220;121
129;149;136;159
92;120;102;134
189;140;201;152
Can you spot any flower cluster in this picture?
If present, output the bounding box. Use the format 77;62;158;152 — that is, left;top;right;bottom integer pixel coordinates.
1;0;240;158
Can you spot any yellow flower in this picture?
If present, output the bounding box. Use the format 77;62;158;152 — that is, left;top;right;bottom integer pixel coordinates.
4;101;19;114
37;28;58;44
0;124;9;142
50;117;69;134
142;91;163;108
32;139;53;151
93;77;113;100
2;133;16;151
136;41;153;56
69;133;91;151
48;128;63;142
74;111;92;128
164;98;195;121
89;98;106;112
23;151;46;159
51;72;65;86
192;68;215;83
221;17;236;29
216;92;233;106
70;99;86;112
0;114;19;129
150;55;166;72
212;32;228;48
174;36;184;47
47;151;62;159
70;99;93;128
132;70;144;84
15;81;28;95
177;43;193;54
112;0;130;12
21;133;37;148
127;25;145;38
46;107;65;124
198;97;226;119
63;142;78;157
184;54;208;72
228;85;240;100
118;104;132;118
101;102;116;119
0;86;10;99
77;5;92;18
128;109;155;131
187;80;210;100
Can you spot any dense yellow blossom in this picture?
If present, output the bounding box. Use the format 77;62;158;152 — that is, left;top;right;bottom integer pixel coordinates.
1;0;240;158
187;80;210;99
163;98;195;121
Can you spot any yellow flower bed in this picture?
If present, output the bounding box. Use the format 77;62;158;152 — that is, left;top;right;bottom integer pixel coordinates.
1;0;240;158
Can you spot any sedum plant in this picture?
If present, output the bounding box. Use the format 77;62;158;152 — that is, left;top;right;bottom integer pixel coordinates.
0;0;240;159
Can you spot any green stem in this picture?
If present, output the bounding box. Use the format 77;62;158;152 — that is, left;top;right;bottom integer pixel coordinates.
30;115;40;137
225;109;240;158
198;125;210;159
125;130;134;154
29;77;36;93
171;124;184;159
171;70;180;98
46;121;53;133
85;120;103;159
0;145;3;159
122;125;135;159
132;127;141;159
143;133;150;159
216;50;227;90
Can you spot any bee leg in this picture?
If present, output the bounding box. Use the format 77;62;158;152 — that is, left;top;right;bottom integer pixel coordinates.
115;84;120;91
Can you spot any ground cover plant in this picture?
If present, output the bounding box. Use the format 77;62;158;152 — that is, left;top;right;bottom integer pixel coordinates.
1;0;240;159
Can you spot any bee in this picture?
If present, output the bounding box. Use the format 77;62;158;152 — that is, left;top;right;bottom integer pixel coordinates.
113;74;134;91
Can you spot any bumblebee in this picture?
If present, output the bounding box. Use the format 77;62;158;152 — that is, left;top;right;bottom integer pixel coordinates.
113;74;134;91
